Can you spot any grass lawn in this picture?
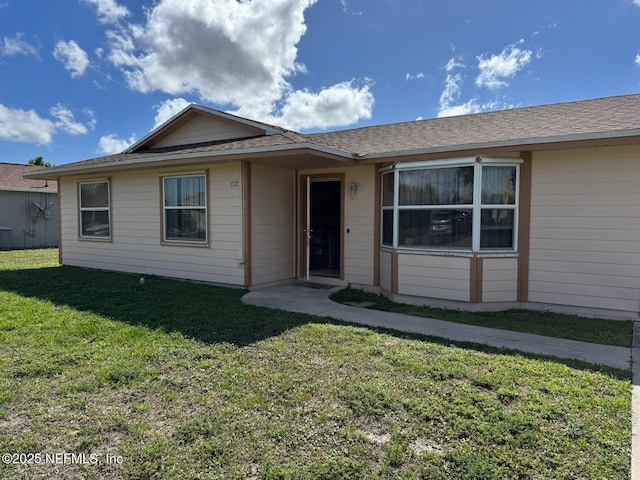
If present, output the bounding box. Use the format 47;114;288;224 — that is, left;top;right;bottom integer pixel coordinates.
331;287;633;347
0;249;631;479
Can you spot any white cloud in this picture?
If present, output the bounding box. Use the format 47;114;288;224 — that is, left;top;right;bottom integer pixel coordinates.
50;104;89;135
636;53;640;66
438;99;482;118
267;80;374;130
106;0;373;130
475;40;532;90
98;133;136;154
0;103;95;144
405;72;425;81
340;0;362;15
1;33;38;57
153;98;192;129
0;104;55;144
82;0;130;24
634;0;640;6
53;40;90;78
437;57;481;117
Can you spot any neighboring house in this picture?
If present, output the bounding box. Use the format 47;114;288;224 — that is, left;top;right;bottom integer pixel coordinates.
25;94;640;320
0;162;58;250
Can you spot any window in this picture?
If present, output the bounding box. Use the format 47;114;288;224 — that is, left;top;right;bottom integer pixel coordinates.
162;174;207;243
79;180;110;239
381;159;519;251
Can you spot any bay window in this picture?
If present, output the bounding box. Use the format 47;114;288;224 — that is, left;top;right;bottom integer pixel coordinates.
162;174;208;244
381;159;520;251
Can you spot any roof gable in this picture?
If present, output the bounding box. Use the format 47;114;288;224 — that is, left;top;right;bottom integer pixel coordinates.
127;104;286;153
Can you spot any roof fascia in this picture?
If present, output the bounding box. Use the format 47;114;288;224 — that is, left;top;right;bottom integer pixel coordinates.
23;142;356;179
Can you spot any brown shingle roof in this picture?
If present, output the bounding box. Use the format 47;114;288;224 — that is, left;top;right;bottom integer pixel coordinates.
0;163;57;191
24;93;640;178
308;93;640;155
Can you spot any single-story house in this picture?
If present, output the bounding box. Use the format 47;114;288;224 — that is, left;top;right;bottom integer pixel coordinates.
25;94;640;320
0;162;58;250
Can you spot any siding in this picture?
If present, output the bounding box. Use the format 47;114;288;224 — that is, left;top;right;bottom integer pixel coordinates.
251;163;295;285
529;146;640;314
482;257;518;302
60;162;245;285
344;166;376;285
397;254;470;302
380;250;392;292
153;114;261;148
0;190;58;249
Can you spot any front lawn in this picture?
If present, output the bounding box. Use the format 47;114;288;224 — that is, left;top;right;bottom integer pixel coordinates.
0;249;631;479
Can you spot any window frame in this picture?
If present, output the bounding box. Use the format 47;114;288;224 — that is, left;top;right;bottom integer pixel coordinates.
381;158;521;253
78;179;111;241
161;172;209;246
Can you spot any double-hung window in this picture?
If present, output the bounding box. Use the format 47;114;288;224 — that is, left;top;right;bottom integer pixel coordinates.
382;158;520;252
79;180;111;239
162;174;208;244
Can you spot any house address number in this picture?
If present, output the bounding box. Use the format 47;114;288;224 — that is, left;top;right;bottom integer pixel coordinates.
230;180;239;188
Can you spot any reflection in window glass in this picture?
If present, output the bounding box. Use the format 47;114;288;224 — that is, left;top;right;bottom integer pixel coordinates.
80;182;109;208
164;176;206;207
399;210;472;248
79;181;110;238
382;210;393;246
399;167;473;206
165;210;207;241
480;209;514;248
163;175;207;243
80;211;110;237
382;173;394;207
482;166;516;204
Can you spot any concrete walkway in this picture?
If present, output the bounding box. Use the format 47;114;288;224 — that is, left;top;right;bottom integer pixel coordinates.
242;284;631;370
243;284;638;479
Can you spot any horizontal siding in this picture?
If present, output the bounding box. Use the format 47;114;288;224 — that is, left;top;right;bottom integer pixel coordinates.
483;257;518;302
344;166;376;285
250;164;295;285
153;114;260;148
397;254;470;302
528;146;640;314
60;163;245;285
380;250;392;292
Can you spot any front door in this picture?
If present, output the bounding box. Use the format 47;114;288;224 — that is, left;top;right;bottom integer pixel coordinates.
304;178;342;279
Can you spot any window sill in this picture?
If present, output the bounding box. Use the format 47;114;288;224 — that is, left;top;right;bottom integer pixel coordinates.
79;236;112;243
381;246;518;258
161;240;210;248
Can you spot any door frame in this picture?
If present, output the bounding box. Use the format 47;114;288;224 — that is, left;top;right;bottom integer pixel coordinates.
298;173;345;281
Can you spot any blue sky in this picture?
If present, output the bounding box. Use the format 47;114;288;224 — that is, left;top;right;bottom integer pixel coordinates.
1;0;640;166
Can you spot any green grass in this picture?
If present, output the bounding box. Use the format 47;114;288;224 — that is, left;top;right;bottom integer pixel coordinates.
331;286;633;347
0;249;632;479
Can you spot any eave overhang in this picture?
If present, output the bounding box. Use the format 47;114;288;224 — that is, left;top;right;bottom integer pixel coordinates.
23;142;357;180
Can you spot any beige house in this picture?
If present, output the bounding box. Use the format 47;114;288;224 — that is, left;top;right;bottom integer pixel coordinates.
25;94;640;320
0;162;58;250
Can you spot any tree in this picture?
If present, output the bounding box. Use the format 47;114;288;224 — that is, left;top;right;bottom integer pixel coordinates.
28;156;53;167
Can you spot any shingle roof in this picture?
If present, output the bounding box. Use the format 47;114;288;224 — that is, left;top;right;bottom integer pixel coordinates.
0;163;57;191
24;93;640;178
308;93;640;156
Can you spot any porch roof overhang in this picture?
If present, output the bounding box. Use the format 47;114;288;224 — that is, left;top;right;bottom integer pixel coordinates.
23;142;357;180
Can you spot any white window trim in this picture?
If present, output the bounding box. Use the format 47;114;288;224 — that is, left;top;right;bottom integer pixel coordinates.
381;160;520;253
79;179;111;240
162;173;208;245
